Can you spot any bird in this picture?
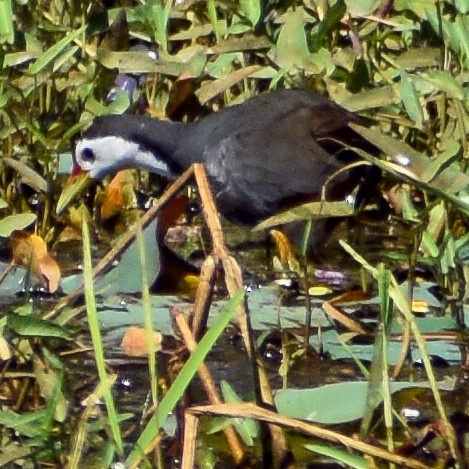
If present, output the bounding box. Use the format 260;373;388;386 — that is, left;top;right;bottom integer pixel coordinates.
73;89;377;228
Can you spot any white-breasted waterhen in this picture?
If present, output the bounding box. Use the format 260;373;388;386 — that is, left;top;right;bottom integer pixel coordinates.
71;89;379;229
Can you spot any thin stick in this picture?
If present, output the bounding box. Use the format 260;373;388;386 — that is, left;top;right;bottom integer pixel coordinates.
0;263;14;289
191;255;217;341
193;163;292;465
172;306;246;466
189;403;429;469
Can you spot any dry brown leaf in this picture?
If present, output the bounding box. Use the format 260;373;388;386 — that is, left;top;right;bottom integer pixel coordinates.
121;326;162;357
36;254;61;293
11;232;61;293
159;195;189;239
269;229;301;273
100;170;136;220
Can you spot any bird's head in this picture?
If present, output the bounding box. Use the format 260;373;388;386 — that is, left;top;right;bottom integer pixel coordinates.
57;114;181;215
75;135;150;179
73;115;175;179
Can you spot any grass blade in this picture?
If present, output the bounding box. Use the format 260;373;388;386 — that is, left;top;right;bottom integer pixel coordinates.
126;290;244;467
82;219;123;455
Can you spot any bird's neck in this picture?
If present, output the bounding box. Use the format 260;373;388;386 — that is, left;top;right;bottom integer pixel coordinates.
133;118;196;173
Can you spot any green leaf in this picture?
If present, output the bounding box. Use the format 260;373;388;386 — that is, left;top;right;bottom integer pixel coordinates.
399;71;424;128
254;200;356;231
0;409;49;438
349;123;469;195
304;443;368;469
82;220;123;454
422;70;465;99
239;0;261;27
3;158;48;193
33;351;69;422
339;86;400;112
0;213;37;237
311;0;346;52
96;48;206;78
0;0;14;44
344;0;381;16
275;9;326;73
7;314;73;340
169;21;227;41
455;0;469;13
220;380;259;446
275;379;456;424
27;25;86;75
394;47;440;69
56;172;91;215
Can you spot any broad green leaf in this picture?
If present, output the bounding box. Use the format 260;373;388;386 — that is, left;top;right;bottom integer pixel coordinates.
0;0;14;44
220;380;259;446
349;123;469;195
4;51;41;67
420;140;460;183
275;379;456;424
0;213;37;237
239;0;261;27
394;47;440;68
339;86;400;111
421;230;440;257
205;52;240;79
206;0;221;41
275;9;326;73
344;0;381;16
97;48;206;78
452;15;469;66
56;172;91;215
142;1;172;53
169;21;227;41
60;218;161;295
455;0;469;13
33;352;69;422
7;314;73;340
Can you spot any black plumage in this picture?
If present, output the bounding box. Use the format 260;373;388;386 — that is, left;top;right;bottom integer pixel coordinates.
75;89;377;225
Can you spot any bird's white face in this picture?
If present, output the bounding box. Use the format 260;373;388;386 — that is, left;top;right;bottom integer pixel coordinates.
75;135;173;179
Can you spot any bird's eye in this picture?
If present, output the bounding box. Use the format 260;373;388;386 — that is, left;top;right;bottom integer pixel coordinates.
81;148;95;162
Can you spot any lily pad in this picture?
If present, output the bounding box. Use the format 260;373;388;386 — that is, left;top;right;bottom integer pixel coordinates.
275;377;456;424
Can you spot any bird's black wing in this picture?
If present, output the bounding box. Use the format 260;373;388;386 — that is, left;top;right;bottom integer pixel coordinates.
203;102;363;225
